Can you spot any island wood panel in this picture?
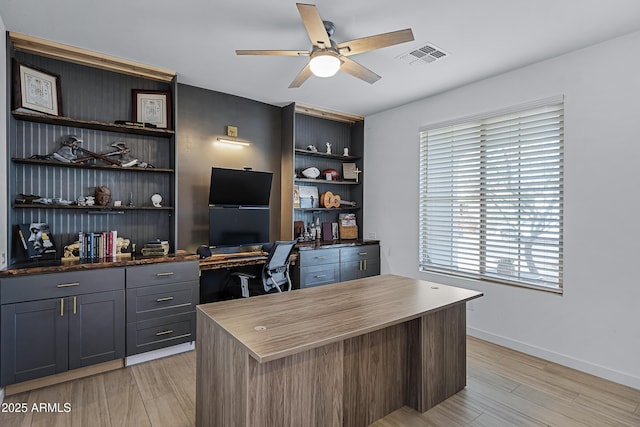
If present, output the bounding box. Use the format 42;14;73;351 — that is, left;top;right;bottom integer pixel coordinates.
406;302;467;412
343;322;408;426
196;274;482;426
195;312;247;427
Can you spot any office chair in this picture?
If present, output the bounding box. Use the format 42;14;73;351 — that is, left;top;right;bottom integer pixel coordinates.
233;240;297;297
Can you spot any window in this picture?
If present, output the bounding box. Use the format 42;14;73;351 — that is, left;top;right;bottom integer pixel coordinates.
419;98;564;292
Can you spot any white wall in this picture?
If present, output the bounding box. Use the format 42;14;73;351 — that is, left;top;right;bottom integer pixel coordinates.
364;30;640;389
1;15;8;270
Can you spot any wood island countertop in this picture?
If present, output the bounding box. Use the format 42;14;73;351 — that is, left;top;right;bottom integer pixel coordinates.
197;274;483;363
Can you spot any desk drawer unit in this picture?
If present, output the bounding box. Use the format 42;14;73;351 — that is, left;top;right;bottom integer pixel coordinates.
125;260;199;356
127;312;195;355
298;248;340;288
126;281;199;322
125;261;199;289
298;248;340;266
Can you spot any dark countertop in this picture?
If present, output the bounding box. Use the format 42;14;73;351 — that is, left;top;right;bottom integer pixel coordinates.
0;251;199;277
295;239;380;251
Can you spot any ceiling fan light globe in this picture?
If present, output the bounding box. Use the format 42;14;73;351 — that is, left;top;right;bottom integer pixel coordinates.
309;53;340;77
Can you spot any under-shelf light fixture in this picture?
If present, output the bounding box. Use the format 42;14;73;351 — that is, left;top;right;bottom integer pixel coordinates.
216;125;251;148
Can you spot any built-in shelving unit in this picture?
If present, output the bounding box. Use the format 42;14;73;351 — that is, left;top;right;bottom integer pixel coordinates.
280;103;365;240
6;32;178;264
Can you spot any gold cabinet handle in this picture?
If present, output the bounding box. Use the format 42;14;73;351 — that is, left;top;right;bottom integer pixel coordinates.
156;330;173;336
155;272;174;277
359;252;368;256
57;282;80;288
156;296;174;302
60;298;64;317
364;259;367;270
73;296;77;315
359;260;363;271
315;256;327;259
313;274;326;278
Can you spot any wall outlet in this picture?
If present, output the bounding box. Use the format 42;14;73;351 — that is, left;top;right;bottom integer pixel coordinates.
367;232;377;239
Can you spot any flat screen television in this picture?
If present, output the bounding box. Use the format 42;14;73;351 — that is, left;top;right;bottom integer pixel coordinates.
208;167;273;206
209;206;269;248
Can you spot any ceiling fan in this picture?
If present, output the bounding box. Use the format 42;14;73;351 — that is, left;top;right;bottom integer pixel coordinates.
236;3;414;88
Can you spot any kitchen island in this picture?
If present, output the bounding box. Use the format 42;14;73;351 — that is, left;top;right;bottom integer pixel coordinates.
195;274;482;426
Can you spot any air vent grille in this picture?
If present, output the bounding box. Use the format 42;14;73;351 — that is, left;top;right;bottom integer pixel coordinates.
397;42;449;66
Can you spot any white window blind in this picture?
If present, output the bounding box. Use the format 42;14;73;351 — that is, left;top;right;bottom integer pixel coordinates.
419;101;564;291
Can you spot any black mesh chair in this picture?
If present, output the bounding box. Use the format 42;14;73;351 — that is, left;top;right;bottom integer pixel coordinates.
234;240;297;297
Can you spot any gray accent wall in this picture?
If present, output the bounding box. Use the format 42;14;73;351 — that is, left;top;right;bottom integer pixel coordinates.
176;84;283;253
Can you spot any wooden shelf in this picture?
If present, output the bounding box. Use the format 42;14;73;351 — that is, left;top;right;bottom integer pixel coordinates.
12;111;175;138
295;178;359;185
12;157;173;173
9;32;176;82
294;148;360;161
13;203;174;211
295;207;360;212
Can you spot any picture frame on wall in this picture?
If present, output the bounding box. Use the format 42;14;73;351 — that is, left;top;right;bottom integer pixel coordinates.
132;89;172;129
14;61;62;116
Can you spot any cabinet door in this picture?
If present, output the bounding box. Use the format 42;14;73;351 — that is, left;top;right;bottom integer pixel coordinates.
1;298;68;386
340;260;362;282
68;290;125;370
340;245;381;281
360;258;380;278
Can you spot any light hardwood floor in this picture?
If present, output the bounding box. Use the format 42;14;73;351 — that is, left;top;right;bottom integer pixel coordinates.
1;337;639;426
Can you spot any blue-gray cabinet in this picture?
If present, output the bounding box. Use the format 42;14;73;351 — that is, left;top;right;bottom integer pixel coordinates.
0;270;125;386
296;242;380;288
125;260;199;356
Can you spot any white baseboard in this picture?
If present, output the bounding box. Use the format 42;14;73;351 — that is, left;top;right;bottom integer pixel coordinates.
125;342;195;366
467;327;640;391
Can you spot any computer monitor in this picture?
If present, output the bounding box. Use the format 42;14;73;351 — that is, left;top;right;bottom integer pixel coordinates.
208;167;273;207
208;206;269;249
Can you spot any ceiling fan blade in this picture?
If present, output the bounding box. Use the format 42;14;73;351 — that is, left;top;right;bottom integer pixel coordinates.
289;63;313;88
296;3;331;49
337;28;414;56
339;56;381;84
236;49;310;56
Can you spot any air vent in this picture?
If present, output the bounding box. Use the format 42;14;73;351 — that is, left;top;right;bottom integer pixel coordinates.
396;42;449;66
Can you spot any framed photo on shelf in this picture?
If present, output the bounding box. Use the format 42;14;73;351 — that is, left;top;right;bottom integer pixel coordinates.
132;89;172;129
14;61;62;116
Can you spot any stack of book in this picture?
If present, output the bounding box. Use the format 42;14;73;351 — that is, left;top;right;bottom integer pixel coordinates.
78;230;119;261
141;241;166;257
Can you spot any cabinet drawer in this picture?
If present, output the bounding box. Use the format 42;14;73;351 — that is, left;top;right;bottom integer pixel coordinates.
340;244;380;262
300;264;340;288
299;248;340;266
126;261;199;289
126;281;198;322
1;269;125;304
126;312;195;356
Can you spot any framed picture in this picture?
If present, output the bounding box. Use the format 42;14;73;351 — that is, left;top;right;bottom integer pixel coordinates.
132;89;172;129
14;61;62;116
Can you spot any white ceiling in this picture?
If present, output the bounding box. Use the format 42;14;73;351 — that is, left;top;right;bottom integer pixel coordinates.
2;0;640;117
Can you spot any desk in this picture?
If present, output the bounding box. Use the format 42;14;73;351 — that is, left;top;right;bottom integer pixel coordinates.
196;274;482;426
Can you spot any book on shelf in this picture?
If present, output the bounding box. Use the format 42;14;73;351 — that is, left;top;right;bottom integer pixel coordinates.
77;230;120;261
17;223;57;259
